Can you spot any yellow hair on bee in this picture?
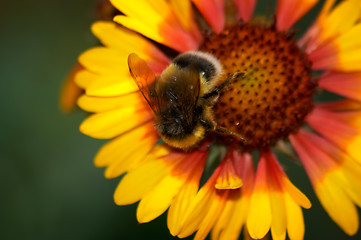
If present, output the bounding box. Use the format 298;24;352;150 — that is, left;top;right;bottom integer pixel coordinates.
160;125;206;149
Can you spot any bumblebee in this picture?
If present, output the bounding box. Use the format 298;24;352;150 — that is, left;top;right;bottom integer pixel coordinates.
128;51;244;150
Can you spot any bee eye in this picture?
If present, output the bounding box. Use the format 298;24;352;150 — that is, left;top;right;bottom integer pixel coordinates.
200;71;206;77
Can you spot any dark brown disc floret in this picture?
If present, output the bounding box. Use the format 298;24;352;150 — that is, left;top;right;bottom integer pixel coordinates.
202;23;316;151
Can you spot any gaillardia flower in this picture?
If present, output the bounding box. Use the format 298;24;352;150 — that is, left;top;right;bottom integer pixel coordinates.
72;0;361;239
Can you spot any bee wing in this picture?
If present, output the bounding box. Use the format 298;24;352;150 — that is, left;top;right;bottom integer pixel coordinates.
190;70;201;111
128;53;159;113
162;63;201;115
183;63;201;112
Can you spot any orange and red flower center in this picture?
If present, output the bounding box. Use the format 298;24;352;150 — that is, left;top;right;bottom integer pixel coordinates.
202;23;316;150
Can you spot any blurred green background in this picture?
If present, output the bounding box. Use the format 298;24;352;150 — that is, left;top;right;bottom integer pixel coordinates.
1;0;360;239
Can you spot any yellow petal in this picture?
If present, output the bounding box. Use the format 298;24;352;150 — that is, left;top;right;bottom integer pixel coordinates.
111;0;170;22
213;194;250;240
334;24;361;52
309;24;361;71
318;0;361;43
113;154;170;205
193;192;228;240
78;92;144;113
246;191;272;239
270;192;287;240
79;105;152;139
342;158;361;207
337;48;361;71
215;177;242;190
74;69;96;89
284;193;305;240
112;0;199;52
177;178;220;238
314;0;336;23
282;176;311;209
169;0;199;35
94;122;156;167
302;0;361;55
314;176;359;235
78;47;128;75
328;160;361;208
91;21;169;65
215;159;243;190
137;174;185;223
103;127;158;179
74;63;138;97
168;167;203;236
345;135;361;164
211;196;237;240
177;190;212;237
86;74;138;97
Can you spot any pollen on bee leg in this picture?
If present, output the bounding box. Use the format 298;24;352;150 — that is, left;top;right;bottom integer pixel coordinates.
215;126;246;143
234;70;248;79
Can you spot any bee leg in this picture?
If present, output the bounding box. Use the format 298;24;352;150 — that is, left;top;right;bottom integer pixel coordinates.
202;71;247;99
200;118;247;142
199;119;215;130
215;126;247;143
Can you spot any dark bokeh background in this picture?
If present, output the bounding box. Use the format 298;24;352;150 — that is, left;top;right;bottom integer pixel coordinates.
1;0;360;239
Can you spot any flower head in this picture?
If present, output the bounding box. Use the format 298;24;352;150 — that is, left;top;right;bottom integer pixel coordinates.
71;0;361;239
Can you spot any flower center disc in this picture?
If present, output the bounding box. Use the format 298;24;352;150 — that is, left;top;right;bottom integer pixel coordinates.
202;23;316;151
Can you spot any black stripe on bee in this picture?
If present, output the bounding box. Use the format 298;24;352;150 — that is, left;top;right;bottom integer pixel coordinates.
173;52;218;82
